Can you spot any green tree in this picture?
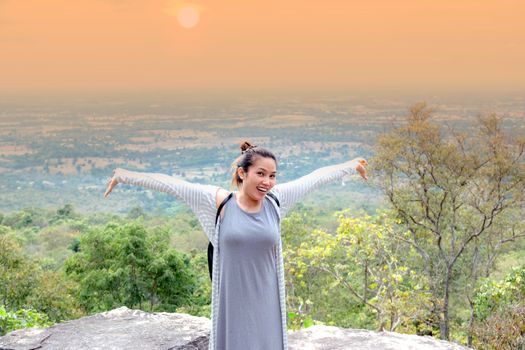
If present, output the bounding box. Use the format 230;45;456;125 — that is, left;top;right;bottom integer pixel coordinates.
371;103;525;340
0;235;81;332
1;208;49;230
0;235;37;309
282;211;325;330
175;250;212;317
64;223;196;313
56;204;76;219
126;206;147;220
284;210;432;332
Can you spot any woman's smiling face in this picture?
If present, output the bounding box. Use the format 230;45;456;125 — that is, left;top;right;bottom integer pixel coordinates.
238;156;277;201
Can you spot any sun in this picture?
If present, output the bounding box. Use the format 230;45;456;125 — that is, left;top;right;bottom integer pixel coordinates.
177;6;200;29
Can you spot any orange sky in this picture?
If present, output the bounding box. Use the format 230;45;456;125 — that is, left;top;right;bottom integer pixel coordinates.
1;0;524;93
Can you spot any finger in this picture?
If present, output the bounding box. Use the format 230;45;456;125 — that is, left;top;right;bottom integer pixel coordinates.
104;185;113;197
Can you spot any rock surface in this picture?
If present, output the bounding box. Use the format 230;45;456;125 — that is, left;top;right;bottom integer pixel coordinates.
287;326;469;350
0;307;469;350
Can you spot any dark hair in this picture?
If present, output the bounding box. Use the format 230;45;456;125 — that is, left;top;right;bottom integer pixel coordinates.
231;141;277;188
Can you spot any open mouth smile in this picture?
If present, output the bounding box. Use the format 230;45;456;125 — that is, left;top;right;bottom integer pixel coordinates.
257;187;268;193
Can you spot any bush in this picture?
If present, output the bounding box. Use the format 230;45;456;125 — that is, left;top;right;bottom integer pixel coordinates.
472;304;525;350
0;305;52;336
472;267;525;349
0;235;82;326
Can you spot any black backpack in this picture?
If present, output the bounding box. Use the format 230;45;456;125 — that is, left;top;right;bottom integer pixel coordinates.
207;192;280;281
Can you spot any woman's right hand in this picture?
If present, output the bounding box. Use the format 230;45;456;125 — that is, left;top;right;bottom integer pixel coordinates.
104;177;119;198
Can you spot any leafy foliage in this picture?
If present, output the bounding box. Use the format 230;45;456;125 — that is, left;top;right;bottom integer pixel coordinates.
371;103;525;340
175;251;212;318
283;210;433;333
0;235;80;335
472;267;525;349
64;223;197;313
0;305;52;336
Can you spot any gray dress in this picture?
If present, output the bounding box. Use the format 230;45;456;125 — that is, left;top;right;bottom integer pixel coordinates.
217;193;284;350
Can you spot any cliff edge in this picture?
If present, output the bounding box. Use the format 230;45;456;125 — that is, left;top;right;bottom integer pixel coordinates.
0;307;469;350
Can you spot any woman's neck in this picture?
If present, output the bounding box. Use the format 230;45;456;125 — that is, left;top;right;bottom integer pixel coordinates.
236;191;262;213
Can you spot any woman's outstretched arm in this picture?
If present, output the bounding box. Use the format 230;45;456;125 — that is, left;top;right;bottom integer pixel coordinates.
271;158;367;217
105;167;220;241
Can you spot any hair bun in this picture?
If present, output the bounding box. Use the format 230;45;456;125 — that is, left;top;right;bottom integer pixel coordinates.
240;141;257;154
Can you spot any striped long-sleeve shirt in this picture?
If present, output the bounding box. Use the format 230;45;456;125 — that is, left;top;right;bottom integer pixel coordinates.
111;159;359;350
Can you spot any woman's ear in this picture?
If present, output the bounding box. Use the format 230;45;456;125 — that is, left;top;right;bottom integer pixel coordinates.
237;167;245;181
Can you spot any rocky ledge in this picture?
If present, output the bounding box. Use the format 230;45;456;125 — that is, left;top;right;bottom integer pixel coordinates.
0;307;469;350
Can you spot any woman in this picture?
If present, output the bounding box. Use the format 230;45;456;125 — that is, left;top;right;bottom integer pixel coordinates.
104;141;368;350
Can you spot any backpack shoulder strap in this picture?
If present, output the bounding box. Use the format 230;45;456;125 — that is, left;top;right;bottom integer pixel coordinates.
215;192;233;226
208;191;279;281
266;192;280;207
209;192;233;281
215;191;279;227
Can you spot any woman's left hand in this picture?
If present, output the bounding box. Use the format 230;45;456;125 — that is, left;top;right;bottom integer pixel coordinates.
104;177;119;198
354;158;368;181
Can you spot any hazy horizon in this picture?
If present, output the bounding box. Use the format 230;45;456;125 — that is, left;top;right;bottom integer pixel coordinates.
1;0;524;94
